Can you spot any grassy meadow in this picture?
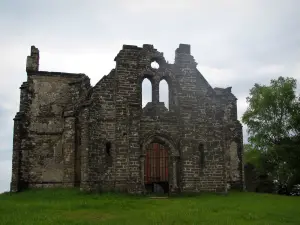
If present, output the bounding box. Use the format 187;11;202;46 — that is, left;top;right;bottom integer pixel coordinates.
0;188;300;225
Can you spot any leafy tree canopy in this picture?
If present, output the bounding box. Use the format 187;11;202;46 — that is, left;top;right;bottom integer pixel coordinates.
242;76;300;150
242;76;300;191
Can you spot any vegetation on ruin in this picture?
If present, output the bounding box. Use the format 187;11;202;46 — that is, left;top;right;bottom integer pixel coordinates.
1;188;300;225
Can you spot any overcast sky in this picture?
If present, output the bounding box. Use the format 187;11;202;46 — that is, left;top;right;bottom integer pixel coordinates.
0;0;299;193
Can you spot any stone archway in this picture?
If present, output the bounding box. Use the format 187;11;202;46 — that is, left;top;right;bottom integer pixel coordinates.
140;134;179;193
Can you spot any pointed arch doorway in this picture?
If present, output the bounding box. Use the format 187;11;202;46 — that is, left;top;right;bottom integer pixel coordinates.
141;134;179;194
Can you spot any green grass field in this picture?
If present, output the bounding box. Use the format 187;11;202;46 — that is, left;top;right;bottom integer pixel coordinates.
0;189;300;225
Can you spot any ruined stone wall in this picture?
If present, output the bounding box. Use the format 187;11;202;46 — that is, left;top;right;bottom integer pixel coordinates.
87;69;116;191
25;73;85;188
11;46;89;190
225;121;244;190
11;82;29;191
113;45;146;192
140;107;179;190
104;44;238;193
85;44;182;193
12;44;243;193
85;43;241;193
171;45;225;192
218;89;244;190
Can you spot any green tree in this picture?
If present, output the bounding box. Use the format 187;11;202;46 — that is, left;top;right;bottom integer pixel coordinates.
242;76;299;149
243;144;264;173
242;76;300;191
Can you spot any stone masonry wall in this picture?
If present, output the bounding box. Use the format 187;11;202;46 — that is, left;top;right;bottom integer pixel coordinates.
12;44;244;193
11;46;89;190
87;69;116;191
171;45;226;192
26;73;85;188
113;45;144;192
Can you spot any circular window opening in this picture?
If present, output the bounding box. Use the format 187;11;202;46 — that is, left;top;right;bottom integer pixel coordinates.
151;61;159;69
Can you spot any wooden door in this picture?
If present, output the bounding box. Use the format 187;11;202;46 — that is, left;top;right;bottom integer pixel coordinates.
144;143;168;184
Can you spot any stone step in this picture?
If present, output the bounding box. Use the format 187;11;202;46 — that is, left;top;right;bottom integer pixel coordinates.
149;196;169;199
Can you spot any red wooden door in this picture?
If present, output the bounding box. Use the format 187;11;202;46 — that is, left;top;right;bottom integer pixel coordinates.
144;143;168;184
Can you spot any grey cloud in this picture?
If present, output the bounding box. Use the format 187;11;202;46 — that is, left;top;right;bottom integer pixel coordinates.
0;160;12;193
0;107;14;150
0;151;12;162
2;0;299;68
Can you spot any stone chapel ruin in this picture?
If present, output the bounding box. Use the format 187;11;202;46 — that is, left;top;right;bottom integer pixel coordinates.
11;44;244;194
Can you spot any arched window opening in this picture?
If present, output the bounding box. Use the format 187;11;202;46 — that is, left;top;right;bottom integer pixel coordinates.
142;78;152;108
106;142;112;156
199;143;205;168
151;61;159;69
229;141;240;182
159;79;169;110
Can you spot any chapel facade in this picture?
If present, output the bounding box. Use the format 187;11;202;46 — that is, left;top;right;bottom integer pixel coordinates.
11;44;244;193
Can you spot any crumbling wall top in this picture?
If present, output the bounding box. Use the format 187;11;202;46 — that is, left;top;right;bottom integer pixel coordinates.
175;44;191;54
114;44;166;66
122;45;142;50
26;45;39;72
174;44;197;67
214;87;237;100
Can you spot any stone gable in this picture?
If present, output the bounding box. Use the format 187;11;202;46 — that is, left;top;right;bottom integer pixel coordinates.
11;44;244;194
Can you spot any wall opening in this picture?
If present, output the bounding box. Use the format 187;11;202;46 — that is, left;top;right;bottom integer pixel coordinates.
142;78;152;108
229;141;240;182
106;142;111;156
144;142;169;194
74;119;81;187
151;61;159;69
105;141;113;167
159;79;169;110
199;143;205;168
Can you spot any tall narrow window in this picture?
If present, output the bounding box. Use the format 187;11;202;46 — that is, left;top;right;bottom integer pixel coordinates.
199;143;205;168
142;78;152;108
159;79;169;110
229;141;240;182
106;142;112;156
105;141;112;167
74;119;81;187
